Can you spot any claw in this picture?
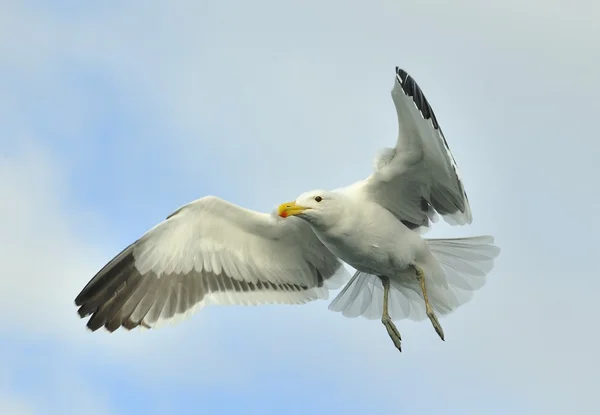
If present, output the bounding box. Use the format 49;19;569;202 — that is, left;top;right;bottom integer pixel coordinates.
382;316;402;352
427;311;445;341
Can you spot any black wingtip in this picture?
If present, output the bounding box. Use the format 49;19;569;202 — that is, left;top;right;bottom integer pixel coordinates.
395;67;412;88
395;66;407;79
393;66;471;221
393;66;441;132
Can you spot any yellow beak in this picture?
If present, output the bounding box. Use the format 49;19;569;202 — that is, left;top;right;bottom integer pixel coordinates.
278;201;310;218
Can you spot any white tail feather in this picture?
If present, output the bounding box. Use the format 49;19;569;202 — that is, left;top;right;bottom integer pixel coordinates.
328;235;500;321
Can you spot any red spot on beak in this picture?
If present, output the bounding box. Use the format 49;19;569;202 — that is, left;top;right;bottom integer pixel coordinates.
280;211;288;218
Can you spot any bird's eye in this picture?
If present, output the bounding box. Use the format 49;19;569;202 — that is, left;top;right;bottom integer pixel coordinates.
315;196;323;202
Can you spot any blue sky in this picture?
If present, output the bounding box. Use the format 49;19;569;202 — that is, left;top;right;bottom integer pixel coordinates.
1;1;599;414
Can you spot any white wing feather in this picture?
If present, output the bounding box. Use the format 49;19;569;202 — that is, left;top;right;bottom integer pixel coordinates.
344;68;472;229
75;196;348;332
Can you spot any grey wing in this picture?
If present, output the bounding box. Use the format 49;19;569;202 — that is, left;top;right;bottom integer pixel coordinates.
357;67;472;229
74;196;349;332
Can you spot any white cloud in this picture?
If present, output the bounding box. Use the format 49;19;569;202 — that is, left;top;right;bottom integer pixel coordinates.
0;391;34;415
0;138;245;380
0;141;90;334
0;356;114;415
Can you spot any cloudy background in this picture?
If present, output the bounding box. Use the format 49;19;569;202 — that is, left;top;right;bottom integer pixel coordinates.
1;1;598;414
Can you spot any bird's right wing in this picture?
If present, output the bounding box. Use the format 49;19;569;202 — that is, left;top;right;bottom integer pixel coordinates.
75;196;348;332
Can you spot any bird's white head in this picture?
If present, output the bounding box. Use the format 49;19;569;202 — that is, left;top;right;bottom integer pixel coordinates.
277;190;346;229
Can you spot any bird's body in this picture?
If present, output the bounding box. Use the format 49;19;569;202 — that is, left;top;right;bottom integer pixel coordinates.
75;67;500;351
300;189;425;278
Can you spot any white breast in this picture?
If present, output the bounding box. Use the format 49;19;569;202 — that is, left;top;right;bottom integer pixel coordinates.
313;201;420;276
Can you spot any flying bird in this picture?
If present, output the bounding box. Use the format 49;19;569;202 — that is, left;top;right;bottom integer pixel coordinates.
75;67;499;352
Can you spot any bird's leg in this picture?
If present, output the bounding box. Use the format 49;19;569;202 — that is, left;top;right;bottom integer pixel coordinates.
380;276;402;352
414;266;445;341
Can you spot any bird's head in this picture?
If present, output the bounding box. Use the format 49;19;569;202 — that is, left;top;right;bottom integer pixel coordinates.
277;190;346;229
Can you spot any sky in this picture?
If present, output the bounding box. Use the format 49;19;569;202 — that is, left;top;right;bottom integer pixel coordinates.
1;0;599;414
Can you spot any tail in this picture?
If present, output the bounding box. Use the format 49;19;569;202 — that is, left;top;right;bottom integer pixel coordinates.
328;236;500;321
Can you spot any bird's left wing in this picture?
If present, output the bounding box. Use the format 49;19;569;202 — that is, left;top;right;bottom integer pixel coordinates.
347;67;472;229
75;196;348;332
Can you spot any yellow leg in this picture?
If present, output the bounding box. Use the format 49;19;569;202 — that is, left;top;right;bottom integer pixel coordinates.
380;276;402;352
415;266;445;341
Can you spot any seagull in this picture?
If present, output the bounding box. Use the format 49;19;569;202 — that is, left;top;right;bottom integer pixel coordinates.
75;67;499;352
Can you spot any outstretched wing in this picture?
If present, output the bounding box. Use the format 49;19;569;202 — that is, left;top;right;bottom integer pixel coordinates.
348;67;472;229
75;196;347;332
